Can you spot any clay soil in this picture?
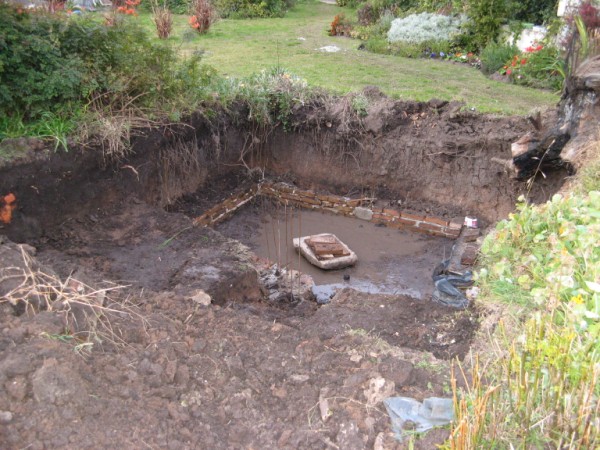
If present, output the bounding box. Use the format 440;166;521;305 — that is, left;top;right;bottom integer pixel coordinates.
0;96;570;449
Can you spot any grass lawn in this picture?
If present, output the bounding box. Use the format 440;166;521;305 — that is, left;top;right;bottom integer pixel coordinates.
136;0;558;115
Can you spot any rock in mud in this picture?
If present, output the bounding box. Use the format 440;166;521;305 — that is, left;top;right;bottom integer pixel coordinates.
363;377;395;407
31;358;89;407
353;207;373;221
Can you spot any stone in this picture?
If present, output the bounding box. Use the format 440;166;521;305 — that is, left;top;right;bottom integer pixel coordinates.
335;421;363;449
0;410;13;423
353;207;373;221
189;289;211;306
363;377;395;407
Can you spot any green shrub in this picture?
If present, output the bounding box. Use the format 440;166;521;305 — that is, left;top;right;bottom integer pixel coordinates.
214;67;311;129
214;0;295;18
0;5;213;122
364;36;390;53
457;191;600;448
511;0;558;25
464;0;510;50
166;0;191;14
510;46;564;91
0;8;85;120
480;41;519;74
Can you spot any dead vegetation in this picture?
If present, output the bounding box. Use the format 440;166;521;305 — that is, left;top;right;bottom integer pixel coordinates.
0;240;145;348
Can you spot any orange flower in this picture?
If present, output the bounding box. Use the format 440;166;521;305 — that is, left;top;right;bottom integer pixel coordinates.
0;193;17;224
189;15;200;29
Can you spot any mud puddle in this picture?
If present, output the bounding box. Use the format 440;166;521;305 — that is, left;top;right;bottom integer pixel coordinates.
217;202;454;300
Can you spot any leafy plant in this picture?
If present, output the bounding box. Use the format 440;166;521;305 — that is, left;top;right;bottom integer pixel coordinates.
329;13;352;37
214;0;294;18
480;41;519;75
387;12;466;44
463;0;510;50
351;94;369;117
500;44;564;91
215;67;311;130
450;188;600;448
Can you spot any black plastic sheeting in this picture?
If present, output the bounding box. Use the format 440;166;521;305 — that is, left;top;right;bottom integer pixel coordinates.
431;259;472;308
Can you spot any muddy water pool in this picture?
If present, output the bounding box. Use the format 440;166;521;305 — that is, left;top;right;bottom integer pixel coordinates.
217;204;454;299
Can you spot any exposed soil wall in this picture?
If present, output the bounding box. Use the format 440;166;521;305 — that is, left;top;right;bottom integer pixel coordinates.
258;93;565;224
1;95;570;243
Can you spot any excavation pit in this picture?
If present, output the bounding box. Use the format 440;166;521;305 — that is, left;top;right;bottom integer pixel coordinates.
0;92;578;448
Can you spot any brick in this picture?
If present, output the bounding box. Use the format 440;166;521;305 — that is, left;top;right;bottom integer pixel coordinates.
401;212;426;221
383;209;401;217
372;213;392;222
393;217;419;226
388;220;412;230
449;217;464;230
316;194;342;203
418;221;444;232
441;227;461;238
280;193;321;205
346;198;365;207
425;216;449;227
335;206;354;214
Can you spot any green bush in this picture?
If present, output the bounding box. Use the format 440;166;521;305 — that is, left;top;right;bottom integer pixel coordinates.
364;36;390;53
214;67;311;130
480;41;518;74
0;5;213;121
511;46;564;91
511;0;558;25
166;0;192;14
464;0;510;50
214;0;295;18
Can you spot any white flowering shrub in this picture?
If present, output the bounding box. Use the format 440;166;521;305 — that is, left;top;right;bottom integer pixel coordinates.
387;13;466;44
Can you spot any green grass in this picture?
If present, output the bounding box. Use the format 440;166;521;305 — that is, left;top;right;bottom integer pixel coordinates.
137;0;558;115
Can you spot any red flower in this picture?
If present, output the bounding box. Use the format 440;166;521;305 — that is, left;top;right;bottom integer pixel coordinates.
506;69;512;75
521;58;527;65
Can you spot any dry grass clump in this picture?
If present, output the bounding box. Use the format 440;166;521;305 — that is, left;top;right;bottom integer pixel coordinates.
1;245;143;348
151;0;173;39
189;0;217;34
